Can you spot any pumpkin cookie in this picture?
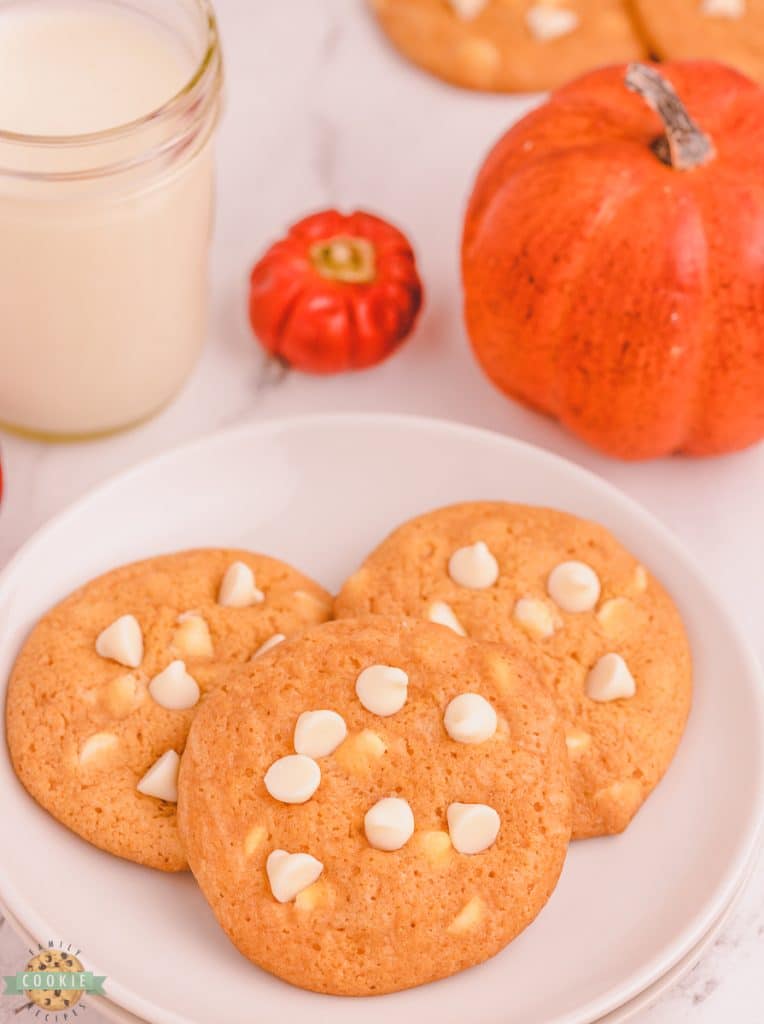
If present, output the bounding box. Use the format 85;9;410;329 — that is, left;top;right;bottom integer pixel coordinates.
369;0;646;93
633;1;764;84
334;503;692;839
6;549;331;871
178;617;571;995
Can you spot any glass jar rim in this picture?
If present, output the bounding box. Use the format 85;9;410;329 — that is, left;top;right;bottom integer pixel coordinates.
0;0;220;149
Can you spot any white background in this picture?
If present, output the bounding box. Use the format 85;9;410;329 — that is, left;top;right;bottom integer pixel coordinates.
0;1;762;1021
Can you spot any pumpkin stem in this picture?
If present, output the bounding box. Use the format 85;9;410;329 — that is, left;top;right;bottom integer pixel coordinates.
310;235;376;284
625;63;715;171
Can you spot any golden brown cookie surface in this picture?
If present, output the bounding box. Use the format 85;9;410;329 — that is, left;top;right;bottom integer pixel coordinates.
334;503;692;839
370;0;646;93
178;617;571;995
6;549;331;871
633;0;764;83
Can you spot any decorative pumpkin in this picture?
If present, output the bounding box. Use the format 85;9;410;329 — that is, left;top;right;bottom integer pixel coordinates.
462;61;764;460
249;210;423;374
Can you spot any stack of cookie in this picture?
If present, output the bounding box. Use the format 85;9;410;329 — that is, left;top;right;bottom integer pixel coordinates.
5;503;691;995
370;0;763;92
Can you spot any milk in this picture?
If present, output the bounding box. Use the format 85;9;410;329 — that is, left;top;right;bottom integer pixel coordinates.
0;0;222;437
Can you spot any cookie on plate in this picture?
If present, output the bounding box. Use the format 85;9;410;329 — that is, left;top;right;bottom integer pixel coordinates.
178;616;571;995
370;0;646;93
632;0;764;84
334;503;692;839
6;549;331;871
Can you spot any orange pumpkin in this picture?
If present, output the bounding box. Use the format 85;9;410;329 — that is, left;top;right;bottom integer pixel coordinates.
462;61;764;460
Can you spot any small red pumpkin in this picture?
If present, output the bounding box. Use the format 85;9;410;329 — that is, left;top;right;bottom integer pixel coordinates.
463;61;764;460
249;210;423;374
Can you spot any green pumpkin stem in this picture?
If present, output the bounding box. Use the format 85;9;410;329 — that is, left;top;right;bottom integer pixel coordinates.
625;63;715;171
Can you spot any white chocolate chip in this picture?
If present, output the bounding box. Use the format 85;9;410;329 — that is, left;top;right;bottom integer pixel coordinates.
294;710;347;758
251;633;286;660
101;673;142;718
444;693;497;744
364;797;415;851
448;541;499;589
701;0;744;17
634;565;648;593
95;615;143;668
448;0;488;19
565;727;591;755
148;660;200;711
218;561;264;608
79;732;119;765
514;597;558;638
334;730;387;774
526;4;579;41
295;880;331;911
173;613;214;657
487;651;513;693
137;749;180;802
593;780;643;830
547;561;601;613
264;754;320;804
448;895;486;934
244;825;268;857
428;601;467;636
417;830;453;867
597;597;631;628
355;665;409;717
447;802;500;854
586;653;636;702
457;35;500;83
266;849;323;904
596;778;642;809
293;589;332;615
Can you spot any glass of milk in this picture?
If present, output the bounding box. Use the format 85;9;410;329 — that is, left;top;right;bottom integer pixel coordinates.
0;0;223;438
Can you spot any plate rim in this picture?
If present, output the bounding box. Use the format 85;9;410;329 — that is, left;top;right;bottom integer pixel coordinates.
0;411;763;1024
598;839;761;1024
3;841;760;1024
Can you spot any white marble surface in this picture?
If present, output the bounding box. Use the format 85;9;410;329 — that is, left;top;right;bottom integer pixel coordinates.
0;1;762;1021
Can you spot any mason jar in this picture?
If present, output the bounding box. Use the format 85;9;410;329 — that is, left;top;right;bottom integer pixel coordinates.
0;0;223;439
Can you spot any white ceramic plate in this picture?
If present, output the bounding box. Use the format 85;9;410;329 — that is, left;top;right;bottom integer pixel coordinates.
600;841;760;1024
2;841;757;1024
0;414;762;1024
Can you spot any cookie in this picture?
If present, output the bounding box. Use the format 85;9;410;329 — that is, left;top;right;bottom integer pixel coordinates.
22;951;85;1012
633;0;764;83
178;616;571;995
370;0;646;93
6;549;331;871
334;503;692;839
